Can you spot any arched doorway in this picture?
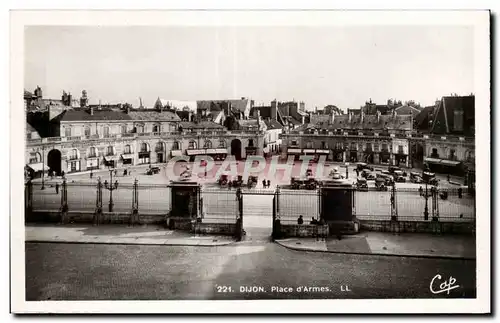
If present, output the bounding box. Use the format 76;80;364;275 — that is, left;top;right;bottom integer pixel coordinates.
231;139;242;160
47;149;62;176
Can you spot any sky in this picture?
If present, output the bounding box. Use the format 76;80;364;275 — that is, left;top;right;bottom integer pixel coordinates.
24;26;474;111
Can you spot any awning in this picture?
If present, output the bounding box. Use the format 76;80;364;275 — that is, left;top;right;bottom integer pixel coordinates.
26;163;48;172
186;149;207;156
316;149;330;154
424;157;441;164
215;148;228;154
171;150;183;157
121;154;134;160
103;156;117;162
440;159;462;167
303;149;316;154
287;148;302;154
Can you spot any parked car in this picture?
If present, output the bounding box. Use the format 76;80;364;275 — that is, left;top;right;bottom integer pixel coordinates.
356;178;369;191
218;174;229;186
375;177;388;191
291;177;317;190
247;175;259;188
232;175;244;188
410;172;423;183
356;162;374;172
422;171;439;185
377;173;394;186
146;166;161;175
393;170;406;183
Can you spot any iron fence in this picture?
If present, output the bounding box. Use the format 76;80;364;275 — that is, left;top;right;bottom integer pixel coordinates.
26;181;475;224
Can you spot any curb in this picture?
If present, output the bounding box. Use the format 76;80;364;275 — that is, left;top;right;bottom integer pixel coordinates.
25;239;236;247
274;240;476;261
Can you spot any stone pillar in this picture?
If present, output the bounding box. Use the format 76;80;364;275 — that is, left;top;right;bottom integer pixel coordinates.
390;153;395;166
405;156;409;168
374;153;380;165
342;151;346;163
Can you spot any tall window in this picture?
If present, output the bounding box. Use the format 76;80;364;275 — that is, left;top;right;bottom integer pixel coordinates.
381;143;389;152
124;145;131;154
358;143;363;151
153;125;160;133
136;125;144;133
84;127;91;137
306;141;313;149
172;141;180;150
89;147;97;157
107;146;114;156
454;110;464;131
156;142;164;152
103;126;110;138
248;139;254;147
188;141;197;149
140;143;149;152
449;149;456;160
65;127;71;137
218;139;226;148
203;140;212;149
373;143;379;152
366;143;372;151
291;140;298;146
121;125;127;134
70;149;78;160
350;143;357;150
431;148;439;158
29;152;41;164
466;150;474;162
321;141;328;149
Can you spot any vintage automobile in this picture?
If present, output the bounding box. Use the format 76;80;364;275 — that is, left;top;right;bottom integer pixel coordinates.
247;175;259;188
393;170;406;183
356;162;374;172
356;178;369;191
232;175;244;188
362;170;376;180
305;168;314;177
375;177;388;191
422;171;439;186
146;166;161;175
218;174;229;186
409;172;423;183
291;177;317;190
376;173;394;186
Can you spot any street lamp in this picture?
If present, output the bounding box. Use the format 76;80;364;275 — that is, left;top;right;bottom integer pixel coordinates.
424;181;429;220
41;146;46;190
104;166;119;212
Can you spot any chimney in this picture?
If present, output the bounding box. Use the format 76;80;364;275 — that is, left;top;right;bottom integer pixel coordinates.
90;107;94;116
126;106;130;114
270;100;277;120
392;109;397;119
348;112;352;123
188;110;193;122
376;110;381;123
361;109;365;123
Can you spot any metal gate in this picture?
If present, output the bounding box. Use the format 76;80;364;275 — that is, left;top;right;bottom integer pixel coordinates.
239;188;276;241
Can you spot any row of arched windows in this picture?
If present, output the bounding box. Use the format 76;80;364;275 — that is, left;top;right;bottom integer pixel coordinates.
64;124;165;138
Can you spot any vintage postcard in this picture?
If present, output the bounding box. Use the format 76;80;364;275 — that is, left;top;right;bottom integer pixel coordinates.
10;10;490;314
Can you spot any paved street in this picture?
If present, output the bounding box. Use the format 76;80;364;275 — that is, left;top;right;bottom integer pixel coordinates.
25;241;476;300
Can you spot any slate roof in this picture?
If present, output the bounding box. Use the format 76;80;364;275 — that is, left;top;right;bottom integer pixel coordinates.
179;121;224;130
126;110;180;121
414;105;436;130
58;109;133;122
431;95;475;136
326;114;412;131
26;122;38;133
395;105;422;116
197;99;249;113
264;119;283;130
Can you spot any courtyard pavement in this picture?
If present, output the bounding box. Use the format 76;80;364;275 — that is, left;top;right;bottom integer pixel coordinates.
275;232;476;260
25;224;235;246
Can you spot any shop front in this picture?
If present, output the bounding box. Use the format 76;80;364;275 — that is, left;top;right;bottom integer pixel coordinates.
395;154;407;167
25;163;48;179
316;149;330;161
245;146;258;157
332;149;344;162
67;160;81;173
86;158;100;170
379;151;391;164
103;156;117;168
138;151;151;165
349;150;358;163
303;148;317;162
121;154;134;165
424;157;462;175
171;150;183;158
287;148;302;161
205;148;228;161
186;149;207;162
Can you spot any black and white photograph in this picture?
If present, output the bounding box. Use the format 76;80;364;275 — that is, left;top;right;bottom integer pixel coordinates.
10;9;490;314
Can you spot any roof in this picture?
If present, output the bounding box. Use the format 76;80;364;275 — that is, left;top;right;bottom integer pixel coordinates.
127;110;180;121
59;109;133;122
395;105;422;116
176;110;191;121
197;99;249;113
324;114;413;131
414;105;436;130
264;119;283;130
179;121;224;130
24;90;35;99
157;99;197;111
431;95;475;136
26;122;38;133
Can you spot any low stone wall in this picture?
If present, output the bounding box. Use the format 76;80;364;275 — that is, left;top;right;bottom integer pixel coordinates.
27;211;165;225
360;219;475;234
280;224;329;238
193;222;237;236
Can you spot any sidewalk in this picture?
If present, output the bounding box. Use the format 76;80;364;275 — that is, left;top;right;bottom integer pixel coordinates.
275;231;476;259
25;224;236;246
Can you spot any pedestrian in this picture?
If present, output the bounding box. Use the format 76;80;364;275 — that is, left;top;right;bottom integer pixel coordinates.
61;170;65;179
267;179;271;188
310;217;318;225
447;174;451;182
458;187;463;199
123;169;127;176
262;179;267;188
90;171;93;179
419;186;423;197
55;182;59;194
356;169;359;177
297;215;304;225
